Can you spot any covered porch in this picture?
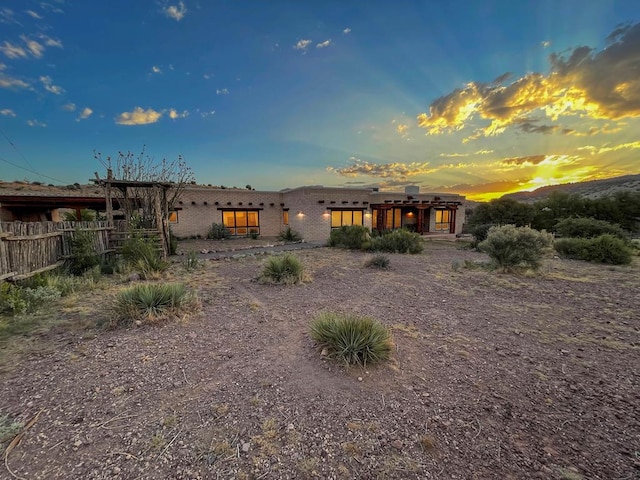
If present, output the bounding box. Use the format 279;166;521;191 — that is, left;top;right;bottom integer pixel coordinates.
370;202;460;235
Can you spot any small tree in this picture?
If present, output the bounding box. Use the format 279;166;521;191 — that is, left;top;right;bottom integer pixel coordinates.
479;225;553;272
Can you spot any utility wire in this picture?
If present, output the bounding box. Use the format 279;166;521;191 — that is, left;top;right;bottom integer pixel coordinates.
0;126;37;171
0;155;67;184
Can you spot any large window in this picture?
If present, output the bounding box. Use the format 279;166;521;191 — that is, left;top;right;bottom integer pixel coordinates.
330;210;363;228
222;210;260;236
434;209;452;232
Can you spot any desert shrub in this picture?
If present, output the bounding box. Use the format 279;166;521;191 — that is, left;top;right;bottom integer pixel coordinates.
479;225;554;272
121;235;168;278
553;217;627;240
259;254;305;284
370;229;424;254
278;227;302;243
207;223;231;240
365;254;390;269
310;312;393;366
469;223;494;247
68;229;101;275
184;251;199;271
0;283;61;315
328;225;371;250
0;413;23;447
114;282;193;326
555;234;632;265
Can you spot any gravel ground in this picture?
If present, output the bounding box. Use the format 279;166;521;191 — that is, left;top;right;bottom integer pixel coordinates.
1;240;638;479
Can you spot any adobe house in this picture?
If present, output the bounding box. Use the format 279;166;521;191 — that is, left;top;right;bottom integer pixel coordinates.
0;182;465;243
170;185;465;242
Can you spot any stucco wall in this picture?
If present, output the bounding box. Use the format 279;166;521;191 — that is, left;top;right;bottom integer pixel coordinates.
170;185;466;242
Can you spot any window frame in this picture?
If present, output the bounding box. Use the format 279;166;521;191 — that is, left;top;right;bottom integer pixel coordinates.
220;209;261;236
434;208;452;232
329;209;365;229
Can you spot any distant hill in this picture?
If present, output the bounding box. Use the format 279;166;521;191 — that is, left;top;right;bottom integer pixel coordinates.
502;174;640;203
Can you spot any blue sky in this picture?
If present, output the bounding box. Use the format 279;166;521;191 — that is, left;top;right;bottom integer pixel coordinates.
1;0;639;200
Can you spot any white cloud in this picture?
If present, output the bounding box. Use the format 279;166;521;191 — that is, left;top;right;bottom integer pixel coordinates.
316;39;331;48
294;39;312;51
40;35;63;49
23;37;44;58
0;8;20;25
163;1;187;21
541;40;551;48
198;109;215;118
152;65;161;73
0;108;16;117
168;108;188;119
77;107;93;121
63;103;76;111
0;41;28;59
343;28;351;34
115;107;163;125
216;88;229;95
27;119;46;127
39;75;64;94
0;73;29;89
26;10;43;19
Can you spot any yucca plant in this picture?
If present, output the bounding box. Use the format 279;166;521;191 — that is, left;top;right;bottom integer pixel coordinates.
121;235;169;278
259;254;306;284
310;312;393;366
114;283;192;326
364;254;390;269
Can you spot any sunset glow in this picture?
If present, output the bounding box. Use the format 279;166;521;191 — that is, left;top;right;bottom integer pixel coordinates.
0;2;638;200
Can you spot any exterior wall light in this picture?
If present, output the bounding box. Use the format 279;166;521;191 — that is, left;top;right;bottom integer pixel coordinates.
297;211;304;217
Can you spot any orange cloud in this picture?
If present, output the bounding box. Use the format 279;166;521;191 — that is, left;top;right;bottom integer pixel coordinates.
418;22;640;139
328;157;434;179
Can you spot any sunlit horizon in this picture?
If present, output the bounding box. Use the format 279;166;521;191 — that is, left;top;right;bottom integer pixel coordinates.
0;2;638;199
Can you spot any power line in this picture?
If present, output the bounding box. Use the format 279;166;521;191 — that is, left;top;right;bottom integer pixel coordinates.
0;126;37;171
0;156;67;184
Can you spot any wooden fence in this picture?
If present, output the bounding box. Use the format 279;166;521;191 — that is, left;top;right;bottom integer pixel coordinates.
0;220;127;281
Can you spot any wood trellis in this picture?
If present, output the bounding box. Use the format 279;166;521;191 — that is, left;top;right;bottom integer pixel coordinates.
92;169;173;258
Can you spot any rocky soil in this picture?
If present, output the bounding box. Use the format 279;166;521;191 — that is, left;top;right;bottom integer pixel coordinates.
1;240;638;479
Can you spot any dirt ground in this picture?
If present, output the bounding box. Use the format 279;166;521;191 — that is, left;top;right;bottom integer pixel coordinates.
1;240;639;479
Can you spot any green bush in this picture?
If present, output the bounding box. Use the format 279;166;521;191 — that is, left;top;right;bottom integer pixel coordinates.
478;225;554;272
114;282;193;326
0;283;61;315
310;312;393;366
69;229;101;275
553;217;627;240
207;223;231;239
259;254;306;284
469;223;494;247
370;229;424;254
555;234;632;265
121;235;168;278
365;254;390;269
278;227;302;243
328;225;371;250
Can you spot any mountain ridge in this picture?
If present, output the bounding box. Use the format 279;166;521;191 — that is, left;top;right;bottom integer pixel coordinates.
500;174;640;203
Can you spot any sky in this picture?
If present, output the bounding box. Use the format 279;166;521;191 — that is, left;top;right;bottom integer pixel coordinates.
0;1;639;201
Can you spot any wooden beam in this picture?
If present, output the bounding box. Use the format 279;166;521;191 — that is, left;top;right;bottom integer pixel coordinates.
9;260;65;281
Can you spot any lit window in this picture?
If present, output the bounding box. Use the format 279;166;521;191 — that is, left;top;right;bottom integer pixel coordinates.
435;209;452;232
330;210;365;229
222;210;260;236
283;210;289;225
168;211;179;223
